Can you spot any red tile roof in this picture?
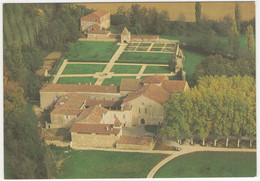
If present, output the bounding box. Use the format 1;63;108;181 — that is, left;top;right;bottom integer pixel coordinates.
55;93;88;108
93;9;110;17
51;107;83;116
161;80;188;93
131;35;159;39
85;99;121;108
76;105;108;124
88;24;101;30
40;84;119;93
117;136;153;146
142;74;169;84
122;84;171;105
70;123;120;135
80;9;109;22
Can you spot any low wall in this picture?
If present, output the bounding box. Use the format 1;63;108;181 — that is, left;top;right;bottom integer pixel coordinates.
78;38;118;42
116;142;154;150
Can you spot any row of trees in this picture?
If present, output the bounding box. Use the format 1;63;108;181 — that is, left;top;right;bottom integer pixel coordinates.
163;76;256;147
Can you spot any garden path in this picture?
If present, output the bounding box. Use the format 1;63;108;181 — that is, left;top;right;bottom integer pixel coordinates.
52;59;68;83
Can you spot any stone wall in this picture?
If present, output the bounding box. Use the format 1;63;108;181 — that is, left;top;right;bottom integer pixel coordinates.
126;95;165;125
50;114;77;129
71;132;120;148
116;141;154;150
105;110;132;127
87;33;109;40
100;13;110;29
81;21;98;31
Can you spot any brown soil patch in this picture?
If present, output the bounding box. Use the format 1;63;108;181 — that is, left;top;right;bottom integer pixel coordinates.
43;51;63;60
78;2;255;22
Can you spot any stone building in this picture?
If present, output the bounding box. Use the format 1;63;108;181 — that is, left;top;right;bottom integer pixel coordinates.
121;27;131;43
80;9;110;32
40;75;189;149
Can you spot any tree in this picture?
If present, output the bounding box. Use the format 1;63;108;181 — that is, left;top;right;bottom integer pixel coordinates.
246;25;255;58
195;2;201;23
228;21;240;55
235;3;241;33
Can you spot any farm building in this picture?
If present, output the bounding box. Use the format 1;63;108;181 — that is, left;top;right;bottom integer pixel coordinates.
40;75;189;149
80;9;110;32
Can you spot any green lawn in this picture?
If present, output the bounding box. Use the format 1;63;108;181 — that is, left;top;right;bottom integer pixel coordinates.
144;66;171;74
102;76;136;86
52;58;65;74
110;65;142;74
67;41;119;62
155;152;256;178
56;150;165;179
48;75;54;84
62;64;106;74
183;49;205;76
57;77;97;85
117;52;172;64
107;26;122;34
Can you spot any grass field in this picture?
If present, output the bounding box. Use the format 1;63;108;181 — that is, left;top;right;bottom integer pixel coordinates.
56;150;165;179
110;65;142;74
67;41;119;62
117;52;172;64
155;152;256;178
57;77;97;85
183;49;205;76
62;64;106;74
144;66;171;74
102;76;136;86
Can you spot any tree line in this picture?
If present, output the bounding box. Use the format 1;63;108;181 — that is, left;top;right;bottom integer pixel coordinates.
163;76;256;148
4;3;93;179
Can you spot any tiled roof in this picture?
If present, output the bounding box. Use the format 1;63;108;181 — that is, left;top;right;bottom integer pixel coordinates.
122;84;170;105
161;80;188;93
76;105;108;124
55;93;88;108
142;74;169;84
70;123;120;135
51;107;83;116
120;78;142;91
85;99;121;108
121;27;130;35
80;9;109;21
117;136;153;146
93;9;109;17
40;84;119;93
113;117;121;127
88;30;110;35
131;35;158;39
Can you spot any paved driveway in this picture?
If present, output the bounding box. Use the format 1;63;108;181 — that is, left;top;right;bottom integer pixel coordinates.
122;125;154;137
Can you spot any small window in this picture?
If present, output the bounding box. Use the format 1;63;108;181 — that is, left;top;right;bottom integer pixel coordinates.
89;18;92;21
64;115;69;120
94;18;97;21
142;102;145;105
93;96;96;100
123;115;126;119
112;98;114;101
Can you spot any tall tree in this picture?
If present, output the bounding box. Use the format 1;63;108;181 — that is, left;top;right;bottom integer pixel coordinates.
246;25;255;58
235;3;241;33
195;2;202;23
228;21;240;55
